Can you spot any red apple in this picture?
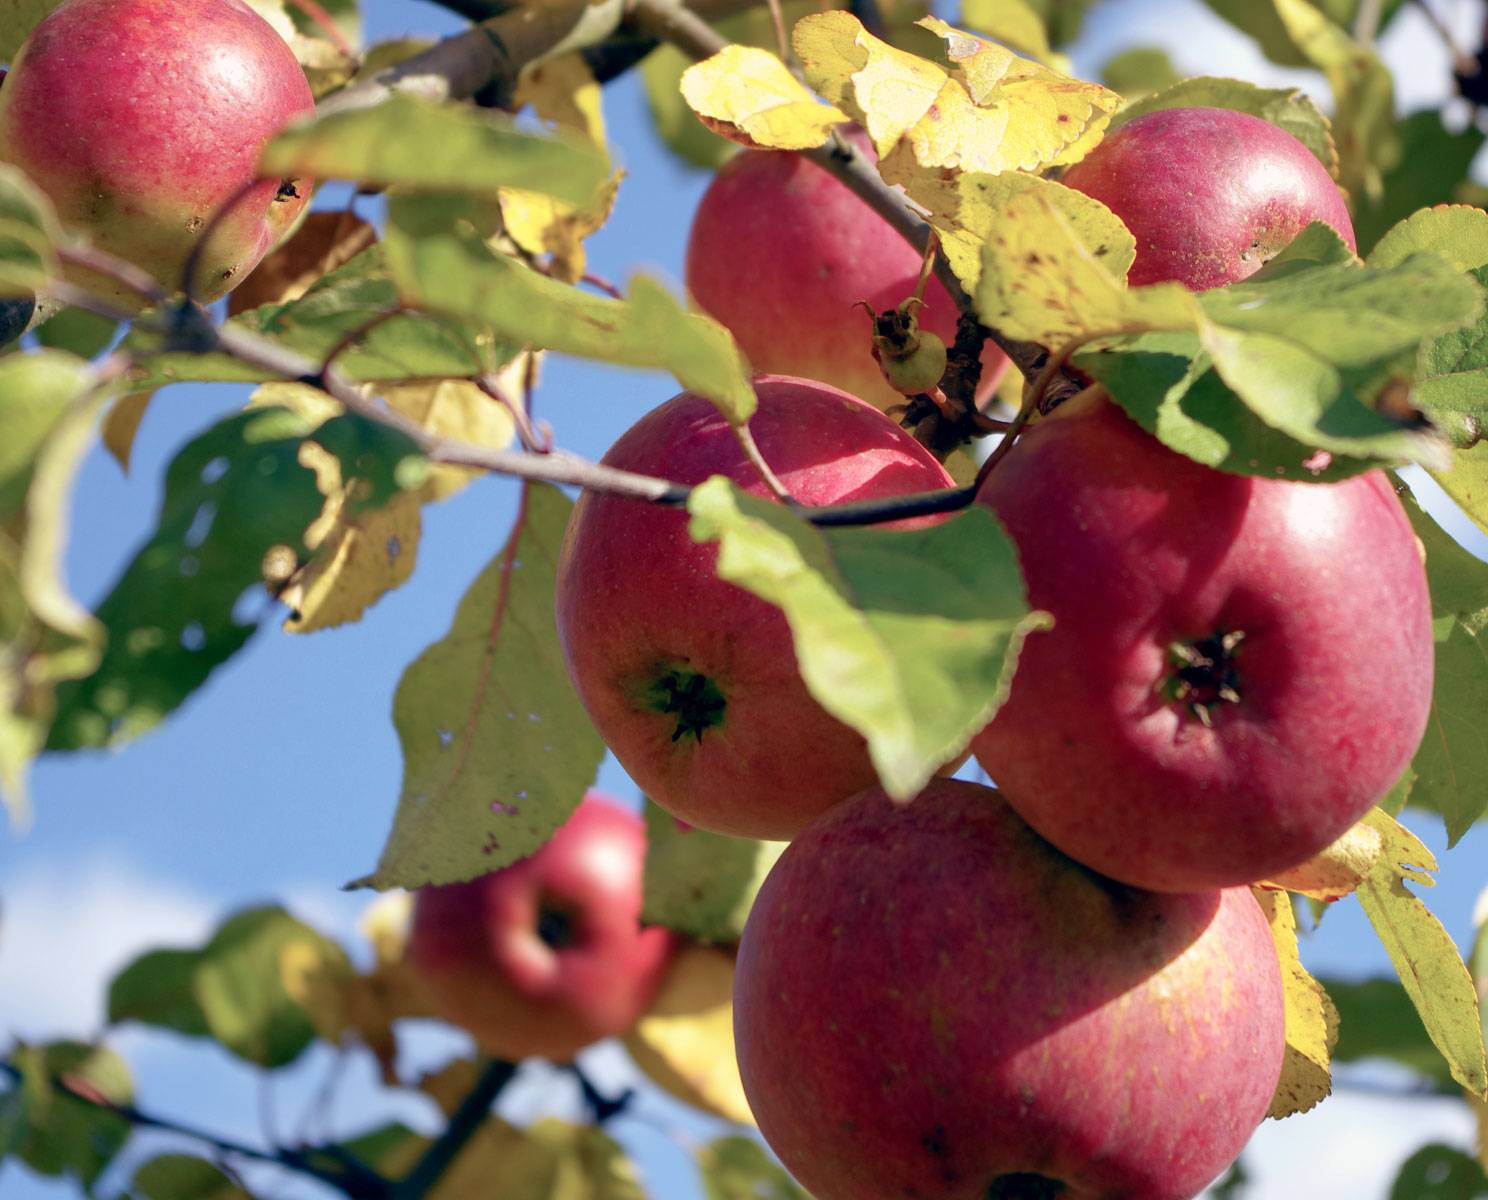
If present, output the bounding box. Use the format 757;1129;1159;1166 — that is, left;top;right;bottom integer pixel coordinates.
1060;106;1356;289
972;395;1433;892
685;134;1008;411
407;793;676;1062
554;375;956;840
734;778;1285;1200
0;0;315;307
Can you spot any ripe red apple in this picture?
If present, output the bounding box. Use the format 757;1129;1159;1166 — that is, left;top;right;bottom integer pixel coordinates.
1060;106;1356;289
972;394;1433;892
407;793;677;1062
734;778;1285;1200
685;134;1008;411
554;374;956;840
0;0;315;307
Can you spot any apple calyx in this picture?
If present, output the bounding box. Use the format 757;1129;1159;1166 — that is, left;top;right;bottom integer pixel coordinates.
1163;628;1246;726
536;901;578;950
987;1173;1067;1199
644;665;727;743
856;298;949;397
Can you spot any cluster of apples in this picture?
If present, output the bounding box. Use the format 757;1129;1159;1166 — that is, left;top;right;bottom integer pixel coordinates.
0;0;315;312
532;107;1429;1199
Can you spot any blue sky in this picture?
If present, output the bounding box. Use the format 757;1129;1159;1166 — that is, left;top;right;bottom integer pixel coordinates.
4;0;1488;1196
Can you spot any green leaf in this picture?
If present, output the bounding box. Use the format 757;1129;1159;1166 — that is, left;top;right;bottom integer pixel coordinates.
698;1136;810;1200
687;478;1048;801
0;164;60;298
1324;975;1456;1087
642;43;737;170
641;799;783;943
958;0;1051;58
0;0;61;60
45;407;326;751
385;194;755;422
1099;47;1180;97
107;949;212;1038
1200;255;1481;369
1018;0;1095;46
1357;829;1488;1097
354;482;605;889
1396;482;1488;842
1370;206;1488;274
1434;442;1488;539
0;1042;132;1192
33;309;117;359
1389;1144;1488;1199
1079;331;1397;481
262;93;609;206
107;907;349;1068
1202;0;1405;66
1113;76;1338;173
130;1155;248;1200
1355;114;1486;256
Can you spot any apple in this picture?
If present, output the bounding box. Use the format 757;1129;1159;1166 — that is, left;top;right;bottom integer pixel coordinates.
1060;106;1356;289
734;778;1285;1200
554;374;956;840
685;133;1008;412
972;394;1433;892
0;0;315;308
407;792;677;1063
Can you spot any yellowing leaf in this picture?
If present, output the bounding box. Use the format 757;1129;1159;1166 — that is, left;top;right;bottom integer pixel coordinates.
907;170;1133;295
975;188;1198;347
1253;887;1338;1118
279;938;356;1044
99;391;155;474
517;54;609;152
680;45;849;150
359;890;415;967
501;171;621;285
1356;808;1488;1098
622;944;754;1126
228;210;378;317
958;0;1052;60
1259;818;1385;902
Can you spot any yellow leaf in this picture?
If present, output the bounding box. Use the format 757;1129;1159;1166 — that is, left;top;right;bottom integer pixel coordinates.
228;210;377;317
280;938;355;1044
907;170;1133;295
250;379;516;633
957;0;1052;60
793;11;1116;183
359;890;416;967
621;943;754;1126
680;45;849;150
501;171;621;284
975;188;1198;347
1356;808;1488;1098
1259;818;1385;902
517;54;609;152
100;390;155;474
1252;887;1338;1119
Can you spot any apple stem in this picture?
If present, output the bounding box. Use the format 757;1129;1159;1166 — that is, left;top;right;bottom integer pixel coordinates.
734;420;794;501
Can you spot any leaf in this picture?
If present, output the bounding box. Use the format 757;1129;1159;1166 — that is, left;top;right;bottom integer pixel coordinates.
261;94;610;206
43;409;317;750
908;170;1133;297
500;171;622;286
354;482;604;889
1370;207;1488;274
1396;481;1488;841
227;210;377;316
641;800;782;943
100;391;155;474
975;187;1197;347
518;53;609;151
1112;76;1338;175
0;164;61;298
1355;115;1487;257
680;45;849;150
1356;810;1488;1097
1252;888;1338;1118
1099;47;1180;96
0;1042;132;1190
792;12;1118;183
33;308;118;359
1325;976;1457;1087
697;1136;810;1199
385;194;755;422
622;944;755;1127
687;478;1048;800
130;1155;248;1200
1259;817;1384;901
108;949;213;1039
1434;443;1488;540
0;0;60;59
958;0;1053;60
1389;1144;1488;1198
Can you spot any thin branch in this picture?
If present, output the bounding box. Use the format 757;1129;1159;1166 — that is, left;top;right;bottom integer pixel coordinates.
627;0;728;60
734;422;792;500
1412;0;1478;77
286;0;358;58
424;0;509;19
567;1063;636;1124
792;482;978;526
393;1058;517;1200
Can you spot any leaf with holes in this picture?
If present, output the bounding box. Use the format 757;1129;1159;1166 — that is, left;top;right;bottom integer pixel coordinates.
354;483;605;889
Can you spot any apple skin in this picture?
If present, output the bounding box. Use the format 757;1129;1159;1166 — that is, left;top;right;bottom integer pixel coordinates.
1060;106;1356;289
0;0;315;307
685;134;1008;412
554;374;956;840
971;395;1433;892
407;793;677;1063
734;778;1285;1200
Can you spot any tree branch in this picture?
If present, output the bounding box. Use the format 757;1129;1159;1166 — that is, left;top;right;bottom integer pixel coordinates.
393;1058;518;1200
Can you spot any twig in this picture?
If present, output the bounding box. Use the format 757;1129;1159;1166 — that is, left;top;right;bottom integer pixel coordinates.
1412;0;1477;77
627;0;729;61
476;369;549;453
1353;0;1385;47
792;482;978;526
764;0;790;63
567;1062;636;1124
734;421;792;500
393;1058;517;1200
286;0;358;58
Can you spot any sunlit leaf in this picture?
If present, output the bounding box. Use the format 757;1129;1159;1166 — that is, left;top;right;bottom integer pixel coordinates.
1259;817;1384;902
1252;888;1338;1118
681;45;849;150
641;800;782;943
